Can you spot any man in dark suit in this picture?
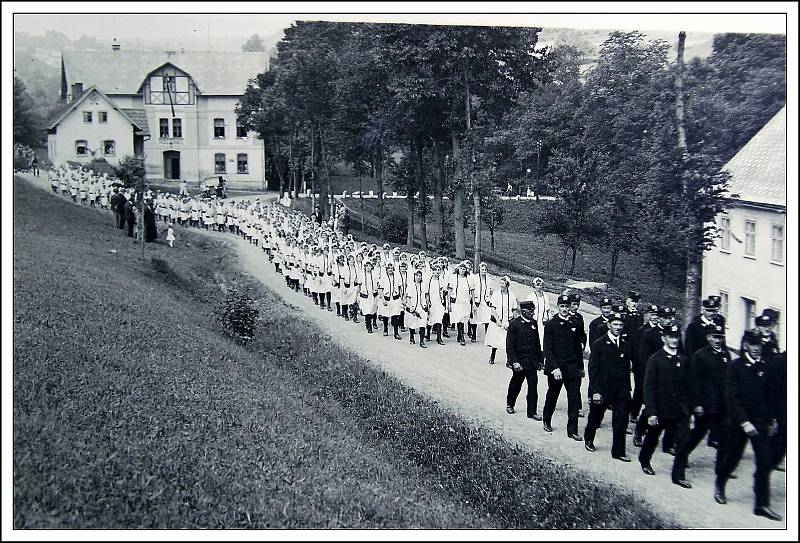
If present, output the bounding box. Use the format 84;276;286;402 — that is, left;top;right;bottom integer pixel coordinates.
683;297;722;360
110;188;126;230
584;311;632;461
542;295;585;440
639;325;690;475
623;290;644;337
671;323;731;488
714;329;781;521
505;300;544;420
568;292;587;418
630;304;659;424
588;297;614;352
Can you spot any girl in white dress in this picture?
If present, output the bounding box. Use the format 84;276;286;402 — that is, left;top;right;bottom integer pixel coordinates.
358;259;379;333
447;262;474;345
426;264;447;345
485;276;519;365
166;224;176;248
524;277;551;350
344;253;360;322
469;262;493;342
405;270;429;348
378;262;403;339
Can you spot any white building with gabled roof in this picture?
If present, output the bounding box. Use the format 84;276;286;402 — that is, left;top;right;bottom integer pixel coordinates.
702;106;786;350
46;44;269;187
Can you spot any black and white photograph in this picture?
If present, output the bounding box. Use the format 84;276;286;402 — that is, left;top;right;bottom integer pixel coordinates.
2;2;796;539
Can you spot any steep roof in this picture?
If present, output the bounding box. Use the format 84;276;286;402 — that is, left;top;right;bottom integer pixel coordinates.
723;106;786;208
62;49;269;96
46;86;143;132
120;108;150;136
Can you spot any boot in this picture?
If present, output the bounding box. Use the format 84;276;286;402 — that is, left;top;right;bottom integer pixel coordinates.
436;325;445;345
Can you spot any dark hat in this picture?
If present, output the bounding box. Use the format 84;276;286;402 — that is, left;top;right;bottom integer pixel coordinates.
708;295;722;303
657;307;674;318
754;314;774;327
761;308;779;321
742;329;762;345
644;304;659;314
568;293;581;303
661;324;681;337
519;300;536;311
599;297;613;307
608;312;625;323
557;294;571;306
627;290;642;302
702;298;720;309
706;324;726;337
613;304;626;314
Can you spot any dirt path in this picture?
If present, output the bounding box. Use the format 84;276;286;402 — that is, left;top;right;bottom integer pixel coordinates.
17;174;787;529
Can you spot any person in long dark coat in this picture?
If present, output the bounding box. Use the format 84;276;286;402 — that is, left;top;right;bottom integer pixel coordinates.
143;201;158;243
124;200;136;237
505;300;544;419
111;190;126;229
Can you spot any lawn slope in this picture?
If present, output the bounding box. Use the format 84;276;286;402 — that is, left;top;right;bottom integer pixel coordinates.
13;176;674;529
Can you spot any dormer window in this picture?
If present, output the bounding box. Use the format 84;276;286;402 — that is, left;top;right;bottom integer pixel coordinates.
145;66;195;105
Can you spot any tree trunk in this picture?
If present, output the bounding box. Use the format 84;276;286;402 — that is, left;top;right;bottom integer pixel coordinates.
676;30;701;323
416;138;428;250
309;125;316;210
359;169;365;233
376;144;385;226
318;122;334;221
490;227;495;252
473;190;482;270
406;189;415;248
431;144;444;245
452;135;465;260
609;248;619;287
569;246;577;276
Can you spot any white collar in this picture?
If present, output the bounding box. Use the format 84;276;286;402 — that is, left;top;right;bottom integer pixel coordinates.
607;331;620;343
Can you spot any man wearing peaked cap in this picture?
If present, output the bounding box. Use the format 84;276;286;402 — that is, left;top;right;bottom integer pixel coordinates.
542;294;585;439
584;311;632;461
505;300;544;419
671;323;731;488
714;329;782;520
629;304;660;425
588;297;614;353
567;292;587;419
684;297;722;360
624;291;644;339
638;324;690;476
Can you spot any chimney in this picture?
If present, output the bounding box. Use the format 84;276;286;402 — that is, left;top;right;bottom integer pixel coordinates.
71;82;84;100
112;38;120;51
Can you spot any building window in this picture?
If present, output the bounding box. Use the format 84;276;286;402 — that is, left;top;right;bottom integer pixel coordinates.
214;118;226;138
744;220;756;257
719;216;731;251
159;118;170;138
75;140;88;156
214;153;226;173
172;118;182;138
771;224;784;263
767;308;781;343
102;140;115;156
742;297;757;331
718;291;729;319
98;111;108;123
237;153;249;174
236;118;248;138
83;111;92;123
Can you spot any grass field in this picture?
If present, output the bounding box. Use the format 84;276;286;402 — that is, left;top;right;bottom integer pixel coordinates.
317;196;685;311
14;176;674;529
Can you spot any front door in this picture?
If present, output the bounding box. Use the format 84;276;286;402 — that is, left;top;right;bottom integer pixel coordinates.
164;151;180;179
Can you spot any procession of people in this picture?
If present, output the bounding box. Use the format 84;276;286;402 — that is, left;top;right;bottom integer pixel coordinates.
43;164;787;521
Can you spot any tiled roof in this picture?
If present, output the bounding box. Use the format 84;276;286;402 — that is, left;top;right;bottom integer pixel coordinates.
723;106;786;208
62;49;270;96
121;108;150;136
46;86;144;133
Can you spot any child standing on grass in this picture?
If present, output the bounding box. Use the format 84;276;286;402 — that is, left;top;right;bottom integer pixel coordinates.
166;224;176;248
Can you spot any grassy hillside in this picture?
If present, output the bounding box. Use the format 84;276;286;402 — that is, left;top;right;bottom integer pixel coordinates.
13;177;673;529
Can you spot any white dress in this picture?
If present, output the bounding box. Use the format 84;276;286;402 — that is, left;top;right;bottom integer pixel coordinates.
448;273;473;324
378;272;403;318
426;275;446;326
470;274;493;324
525;289;550;347
404;281;429;329
358;268;379;315
485;290;519;349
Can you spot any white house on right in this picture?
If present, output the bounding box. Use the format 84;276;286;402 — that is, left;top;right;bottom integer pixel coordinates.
702;106;786;350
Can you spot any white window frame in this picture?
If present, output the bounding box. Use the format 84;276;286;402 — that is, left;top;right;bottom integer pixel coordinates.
744;219;756;258
770;223;784;264
237;153;249;174
213;118;226;139
236;118;248;139
214;153;226;174
742;297;757;331
172;118;182;138
719;215;731;252
98;111;108;123
82;111;92;123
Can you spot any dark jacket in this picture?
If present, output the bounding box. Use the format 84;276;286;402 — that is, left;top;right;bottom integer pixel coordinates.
588;316;609;352
569;312;587;351
689;345;731;415
624;309;644;338
505;316;543;371
767;351;787;426
543;315;584;379
684;317;714;360
725;354;774;427
643;349;690;419
588;333;632;399
631;322;657;370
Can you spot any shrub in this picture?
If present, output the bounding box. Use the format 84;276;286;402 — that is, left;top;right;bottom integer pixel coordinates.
114;155;146;188
380;213;407;244
217;287;259;340
85;158;117;178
